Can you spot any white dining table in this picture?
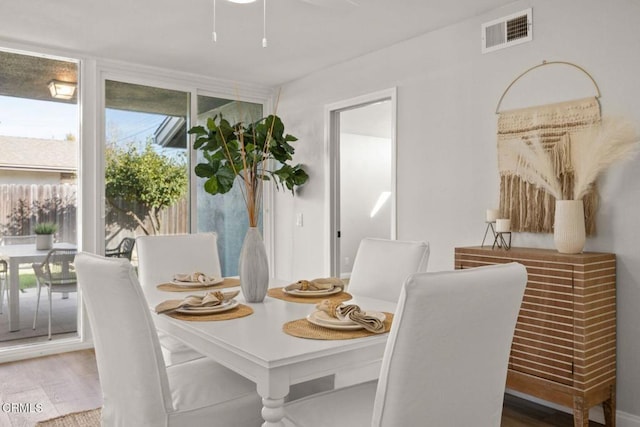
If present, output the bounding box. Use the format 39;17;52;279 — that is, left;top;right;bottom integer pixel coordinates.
147;281;395;427
0;242;77;332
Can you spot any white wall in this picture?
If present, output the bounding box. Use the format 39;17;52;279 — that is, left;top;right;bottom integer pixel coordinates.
0;171;62;184
275;0;640;420
339;133;392;275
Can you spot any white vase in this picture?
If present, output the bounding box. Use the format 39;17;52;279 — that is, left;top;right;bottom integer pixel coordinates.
553;200;586;254
238;227;269;303
36;234;53;251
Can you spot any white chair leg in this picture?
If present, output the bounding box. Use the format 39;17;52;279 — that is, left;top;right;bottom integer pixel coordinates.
48;285;52;340
0;275;5;315
33;281;42;330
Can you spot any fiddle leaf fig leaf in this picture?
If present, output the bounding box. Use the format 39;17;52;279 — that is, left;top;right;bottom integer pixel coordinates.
188;125;207;136
216;166;236;194
194;163;214;178
204;176;218;194
189;113;309;215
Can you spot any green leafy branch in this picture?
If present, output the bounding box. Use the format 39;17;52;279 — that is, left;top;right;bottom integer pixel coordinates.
189;114;309;227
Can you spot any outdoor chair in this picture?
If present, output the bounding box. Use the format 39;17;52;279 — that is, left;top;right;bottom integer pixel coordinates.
32;248;78;339
1;234;38;312
105;237;135;260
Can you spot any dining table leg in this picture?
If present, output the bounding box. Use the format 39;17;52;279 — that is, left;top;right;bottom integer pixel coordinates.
9;259;20;332
257;370;290;427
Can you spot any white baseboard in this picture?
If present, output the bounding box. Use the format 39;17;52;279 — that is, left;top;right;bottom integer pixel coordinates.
506;389;640;427
618;411;640;427
0;338;93;364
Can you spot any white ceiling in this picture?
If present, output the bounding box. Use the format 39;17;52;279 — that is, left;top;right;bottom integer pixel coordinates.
0;0;513;87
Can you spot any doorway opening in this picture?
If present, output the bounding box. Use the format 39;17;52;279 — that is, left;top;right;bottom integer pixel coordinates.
326;88;397;279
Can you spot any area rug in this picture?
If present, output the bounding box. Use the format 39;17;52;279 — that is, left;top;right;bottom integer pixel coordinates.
36;408;100;427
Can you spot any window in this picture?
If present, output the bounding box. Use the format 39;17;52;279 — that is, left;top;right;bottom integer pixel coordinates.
104;80;190;254
0;48;79;344
195;96;263;276
103;83;264;275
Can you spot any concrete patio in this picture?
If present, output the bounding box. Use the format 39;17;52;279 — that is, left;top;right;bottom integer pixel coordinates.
0;286;78;347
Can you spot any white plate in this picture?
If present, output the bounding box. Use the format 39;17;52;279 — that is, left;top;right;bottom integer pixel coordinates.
170;277;224;287
306;310;386;330
282;286;343;297
176;299;239;315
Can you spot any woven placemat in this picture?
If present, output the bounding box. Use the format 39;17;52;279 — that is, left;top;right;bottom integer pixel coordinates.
283;312;394;340
157;277;240;292
267;287;353;304
163;304;253;322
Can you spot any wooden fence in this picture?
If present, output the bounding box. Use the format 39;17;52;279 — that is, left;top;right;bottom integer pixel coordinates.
1;184;188;246
105;197;188;248
0;183;77;243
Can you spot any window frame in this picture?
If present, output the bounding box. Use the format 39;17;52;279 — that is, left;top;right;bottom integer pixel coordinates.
0;39;273;362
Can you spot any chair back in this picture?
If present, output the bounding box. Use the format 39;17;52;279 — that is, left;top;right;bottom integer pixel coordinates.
136;233;222;292
106;237;136;260
44;248;77;284
75;253;173;426
347;238;429;302
32;248;77;292
371;263;527;427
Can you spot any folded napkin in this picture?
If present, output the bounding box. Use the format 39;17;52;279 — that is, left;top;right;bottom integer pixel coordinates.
285;277;344;292
315;300;385;334
155;290;239;314
173;272;215;283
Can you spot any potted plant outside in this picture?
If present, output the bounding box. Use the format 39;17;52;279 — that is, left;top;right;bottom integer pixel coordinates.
34;222;58;251
188;113;308;302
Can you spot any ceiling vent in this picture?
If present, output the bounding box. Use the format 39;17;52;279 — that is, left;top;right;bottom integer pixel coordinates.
482;8;532;53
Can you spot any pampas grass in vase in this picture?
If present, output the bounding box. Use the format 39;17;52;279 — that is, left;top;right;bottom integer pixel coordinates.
571;117;639;200
505;116;639;253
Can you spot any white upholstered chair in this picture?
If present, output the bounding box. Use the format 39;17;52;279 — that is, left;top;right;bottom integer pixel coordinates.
285;263;528;427
75;252;262;427
136;233;222;365
333;237;429;388
346;237;430;302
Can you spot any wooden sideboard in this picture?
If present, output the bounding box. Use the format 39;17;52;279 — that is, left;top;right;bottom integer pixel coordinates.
454;246;616;427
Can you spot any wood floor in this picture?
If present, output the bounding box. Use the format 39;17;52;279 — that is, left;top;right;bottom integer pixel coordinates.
0;350;101;427
0;350;605;427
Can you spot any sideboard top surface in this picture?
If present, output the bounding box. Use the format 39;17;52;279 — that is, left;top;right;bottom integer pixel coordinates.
455;246;615;264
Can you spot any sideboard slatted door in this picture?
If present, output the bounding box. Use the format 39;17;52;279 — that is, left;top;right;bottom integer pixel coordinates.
454;247;616;427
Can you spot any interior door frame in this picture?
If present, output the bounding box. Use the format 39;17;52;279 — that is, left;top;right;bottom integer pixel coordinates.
324;87;397;277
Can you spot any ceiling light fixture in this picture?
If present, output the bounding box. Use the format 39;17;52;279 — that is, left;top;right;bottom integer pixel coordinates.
213;0;267;47
48;80;76;100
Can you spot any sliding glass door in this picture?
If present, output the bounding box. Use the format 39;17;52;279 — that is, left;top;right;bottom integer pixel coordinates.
195;96;263;276
102;83;264;276
103;80;190;258
0;49;79;345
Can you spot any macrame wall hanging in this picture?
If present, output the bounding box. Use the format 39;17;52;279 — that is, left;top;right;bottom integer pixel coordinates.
495;61;602;235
